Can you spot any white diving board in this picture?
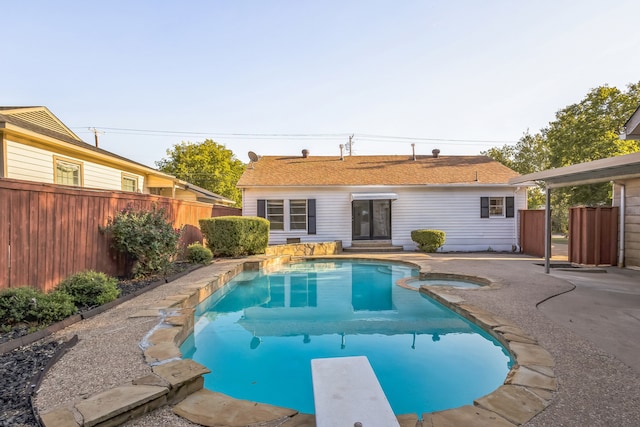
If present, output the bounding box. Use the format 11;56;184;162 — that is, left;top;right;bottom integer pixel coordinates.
311;356;400;427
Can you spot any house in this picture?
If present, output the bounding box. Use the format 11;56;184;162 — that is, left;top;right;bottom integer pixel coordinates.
0;106;234;206
237;149;527;251
510;107;640;270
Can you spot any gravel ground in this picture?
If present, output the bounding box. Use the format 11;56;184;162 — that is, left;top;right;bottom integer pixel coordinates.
424;254;640;427
17;254;640;427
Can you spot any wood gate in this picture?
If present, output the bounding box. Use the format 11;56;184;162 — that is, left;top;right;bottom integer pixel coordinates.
519;210;545;257
569;206;618;266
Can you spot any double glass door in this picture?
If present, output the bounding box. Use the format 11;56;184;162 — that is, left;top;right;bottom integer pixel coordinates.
352;200;391;240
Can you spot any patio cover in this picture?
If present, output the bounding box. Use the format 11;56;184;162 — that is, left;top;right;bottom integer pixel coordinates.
509;151;640;272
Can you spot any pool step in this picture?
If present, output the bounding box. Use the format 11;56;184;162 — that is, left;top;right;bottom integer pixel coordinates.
345;240;405;253
311;356;400;427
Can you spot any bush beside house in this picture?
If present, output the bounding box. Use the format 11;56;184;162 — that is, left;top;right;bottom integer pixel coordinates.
411;229;446;253
200;216;269;257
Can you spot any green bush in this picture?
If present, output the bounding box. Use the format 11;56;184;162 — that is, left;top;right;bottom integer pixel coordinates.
0;287;76;327
101;204;181;277
411;229;446;253
186;242;213;264
56;270;120;308
34;291;77;324
199;216;269;257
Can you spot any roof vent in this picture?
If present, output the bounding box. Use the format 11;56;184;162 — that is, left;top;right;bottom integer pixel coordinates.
339;144;344;160
411;143;416;161
432;149;440;158
302;149;310;158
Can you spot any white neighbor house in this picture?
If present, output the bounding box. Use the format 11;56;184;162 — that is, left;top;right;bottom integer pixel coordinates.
237;150;527;251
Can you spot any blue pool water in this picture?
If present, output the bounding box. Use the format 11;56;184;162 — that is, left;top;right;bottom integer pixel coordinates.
180;260;513;415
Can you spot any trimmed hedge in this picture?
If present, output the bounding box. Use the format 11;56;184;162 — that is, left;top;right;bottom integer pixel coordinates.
199;216;269;257
411;229;446;253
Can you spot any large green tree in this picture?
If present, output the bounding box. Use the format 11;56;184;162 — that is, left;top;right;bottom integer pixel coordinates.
483;132;549;208
485;81;640;233
156;139;245;206
544;83;640;209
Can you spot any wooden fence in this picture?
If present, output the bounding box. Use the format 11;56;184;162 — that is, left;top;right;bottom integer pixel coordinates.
569;206;618;266
0;178;215;292
519;209;545;257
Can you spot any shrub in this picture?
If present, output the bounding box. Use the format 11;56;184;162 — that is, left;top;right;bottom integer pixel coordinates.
56;270;120;309
0;287;42;325
186;242;213;264
0;287;76;326
411;229;446;253
199;216;269;257
33;291;76;324
101;204;181;277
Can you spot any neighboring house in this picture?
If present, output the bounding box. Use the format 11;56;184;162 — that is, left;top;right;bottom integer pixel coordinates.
511;107;640;270
0;106;234;206
237;150;527;251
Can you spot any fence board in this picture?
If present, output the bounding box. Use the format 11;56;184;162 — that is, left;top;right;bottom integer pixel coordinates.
569;206;618;266
519;210;545;257
0;178;214;292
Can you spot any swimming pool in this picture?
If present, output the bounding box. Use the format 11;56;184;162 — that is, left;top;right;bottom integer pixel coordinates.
180;260;513;415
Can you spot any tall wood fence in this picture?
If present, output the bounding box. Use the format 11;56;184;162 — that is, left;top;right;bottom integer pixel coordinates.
0;178;215;292
519;209;545;257
569;206;618;266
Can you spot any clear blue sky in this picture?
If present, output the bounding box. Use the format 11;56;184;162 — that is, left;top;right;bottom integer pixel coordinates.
4;0;640;167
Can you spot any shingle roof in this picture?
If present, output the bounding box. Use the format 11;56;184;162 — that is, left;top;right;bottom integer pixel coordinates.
0;108;156;171
237;154;520;187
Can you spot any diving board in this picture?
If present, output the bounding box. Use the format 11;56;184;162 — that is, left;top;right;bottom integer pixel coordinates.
311;356;400;427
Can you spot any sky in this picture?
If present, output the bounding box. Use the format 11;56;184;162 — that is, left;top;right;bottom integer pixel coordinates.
4;0;640;167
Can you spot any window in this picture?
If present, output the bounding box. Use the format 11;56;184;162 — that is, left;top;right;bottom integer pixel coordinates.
54;157;82;186
489;197;504;217
257;198;316;233
267;200;284;230
122;174;138;192
481;196;515;218
289;200;307;230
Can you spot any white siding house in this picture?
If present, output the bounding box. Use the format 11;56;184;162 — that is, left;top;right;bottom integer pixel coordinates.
0;106;233;206
237;152;526;252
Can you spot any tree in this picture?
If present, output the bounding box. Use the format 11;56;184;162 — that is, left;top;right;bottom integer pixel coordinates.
484;81;640;233
483;131;548;208
156;140;245;206
544;83;640;210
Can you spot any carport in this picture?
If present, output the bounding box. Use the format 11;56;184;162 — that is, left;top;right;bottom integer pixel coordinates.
509;151;640;273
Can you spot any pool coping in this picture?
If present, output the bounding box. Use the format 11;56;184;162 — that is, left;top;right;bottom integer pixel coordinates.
39;254;557;427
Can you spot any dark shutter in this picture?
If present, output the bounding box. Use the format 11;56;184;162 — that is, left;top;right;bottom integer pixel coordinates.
307;199;316;235
257;199;266;218
506;196;515;218
480;197;489;218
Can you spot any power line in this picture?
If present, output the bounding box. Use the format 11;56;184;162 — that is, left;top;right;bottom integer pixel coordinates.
72;126;517;145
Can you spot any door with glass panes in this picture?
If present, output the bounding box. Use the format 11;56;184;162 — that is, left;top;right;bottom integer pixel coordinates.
352;199;391;240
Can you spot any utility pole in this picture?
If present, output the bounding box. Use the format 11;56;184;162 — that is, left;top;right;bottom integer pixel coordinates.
88;127;105;147
348;134;354;156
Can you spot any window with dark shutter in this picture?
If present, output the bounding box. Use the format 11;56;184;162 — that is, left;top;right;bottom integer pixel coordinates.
506;196;515;218
307;199;316;235
257;199;266;218
480;197;489;218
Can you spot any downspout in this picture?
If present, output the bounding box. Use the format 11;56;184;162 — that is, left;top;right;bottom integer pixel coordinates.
617;182;626;268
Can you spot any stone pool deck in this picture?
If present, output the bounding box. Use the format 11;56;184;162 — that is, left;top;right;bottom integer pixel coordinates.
34;252;640;427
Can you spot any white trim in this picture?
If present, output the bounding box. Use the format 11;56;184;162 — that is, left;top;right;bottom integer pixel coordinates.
351;192;398;201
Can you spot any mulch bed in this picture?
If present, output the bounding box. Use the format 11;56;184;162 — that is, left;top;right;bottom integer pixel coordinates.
0;262;198;427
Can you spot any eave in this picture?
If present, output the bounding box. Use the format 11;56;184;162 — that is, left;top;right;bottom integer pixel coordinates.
509;151;640;188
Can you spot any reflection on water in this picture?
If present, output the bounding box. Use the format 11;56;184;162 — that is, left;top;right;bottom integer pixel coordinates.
181;260;512;416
